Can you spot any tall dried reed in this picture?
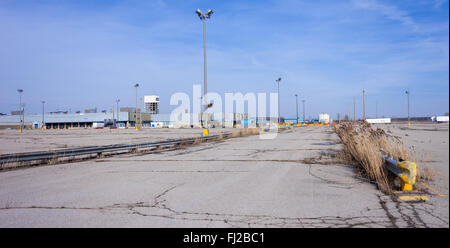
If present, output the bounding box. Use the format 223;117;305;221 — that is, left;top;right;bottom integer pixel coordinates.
333;122;410;193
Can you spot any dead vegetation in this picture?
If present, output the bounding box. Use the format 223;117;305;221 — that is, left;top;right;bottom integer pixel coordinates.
230;128;259;138
333;121;414;194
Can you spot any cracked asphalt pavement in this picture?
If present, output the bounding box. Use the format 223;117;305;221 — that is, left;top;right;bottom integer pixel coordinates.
0;125;448;227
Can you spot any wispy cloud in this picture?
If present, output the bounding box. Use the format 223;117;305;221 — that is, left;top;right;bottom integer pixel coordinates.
352;0;417;29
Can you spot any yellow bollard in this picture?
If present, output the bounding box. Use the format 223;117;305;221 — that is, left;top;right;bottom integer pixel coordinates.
401;183;413;191
202;128;209;136
398;161;416;191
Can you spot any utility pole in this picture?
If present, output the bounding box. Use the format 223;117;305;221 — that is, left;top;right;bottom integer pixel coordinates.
295;94;299;124
376;101;378;118
116;99;120;126
276;77;282;124
196;9;213;130
406;89;410;126
302;100;305;122
363;89;366;121
17;89;23;132
41;101;45;129
140;97;143;128
134;83;139;129
353;96;356;121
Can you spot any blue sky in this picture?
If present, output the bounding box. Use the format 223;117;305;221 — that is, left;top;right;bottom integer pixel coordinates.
0;0;448;119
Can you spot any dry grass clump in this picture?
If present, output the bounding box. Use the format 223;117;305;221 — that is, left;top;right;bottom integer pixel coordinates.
408;150;437;182
193;137;200;145
333;121;410;193
241;128;259;136
231;130;240;138
417;165;435;182
230;128;259;138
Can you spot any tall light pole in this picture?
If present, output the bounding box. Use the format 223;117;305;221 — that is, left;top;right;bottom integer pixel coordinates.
140;97;143;128
363;88;366;121
17;89;23;132
196;8;213;129
116;99;120;125
41;101;45;129
276;77;282;124
353;96;356;121
294;94;299;124
302;100;306;122
134;83;139;129
406;89;410;125
375;100;378;118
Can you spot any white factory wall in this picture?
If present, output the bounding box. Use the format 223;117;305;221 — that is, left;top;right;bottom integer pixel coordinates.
0;112;130;124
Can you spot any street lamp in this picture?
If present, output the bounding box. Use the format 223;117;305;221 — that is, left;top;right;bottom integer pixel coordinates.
41;101;45;129
363;88;366;121
406;89;410;126
196;8;213;131
302;99;305;122
17;89;23;132
134;83;139;130
294;94;299;124
116;99;120;125
276;77;281;124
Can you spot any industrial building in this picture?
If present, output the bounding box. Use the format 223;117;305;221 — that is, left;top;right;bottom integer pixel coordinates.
144;95;160;114
0;112;129;129
0;111;254;130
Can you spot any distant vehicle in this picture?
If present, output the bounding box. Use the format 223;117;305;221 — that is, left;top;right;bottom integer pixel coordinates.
366;118;391;124
92;122;104;128
432;116;449;123
319;113;330;124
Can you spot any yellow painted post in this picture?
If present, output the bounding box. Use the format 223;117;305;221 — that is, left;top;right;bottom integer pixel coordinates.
401;182;413;191
399;161;416;191
203;128;209;136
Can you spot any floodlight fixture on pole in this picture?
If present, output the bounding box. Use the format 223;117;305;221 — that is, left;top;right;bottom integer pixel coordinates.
363;89;366;121
406;89;410;126
195;8;213;132
196;9;214;19
134;83;139;129
116;99;120;125
302;99;305;122
41;101;45;129
276;77;281;124
17;89;23;132
294;94;299;124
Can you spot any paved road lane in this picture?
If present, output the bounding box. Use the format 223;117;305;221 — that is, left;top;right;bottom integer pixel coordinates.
0;126;448;227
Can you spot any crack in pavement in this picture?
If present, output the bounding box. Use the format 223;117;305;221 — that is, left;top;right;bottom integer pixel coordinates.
308;164;354;189
376;194;448;228
0;184;403;228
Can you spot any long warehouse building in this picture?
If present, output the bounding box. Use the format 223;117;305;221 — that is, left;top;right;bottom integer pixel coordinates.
0;112;144;129
0;112;252;129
